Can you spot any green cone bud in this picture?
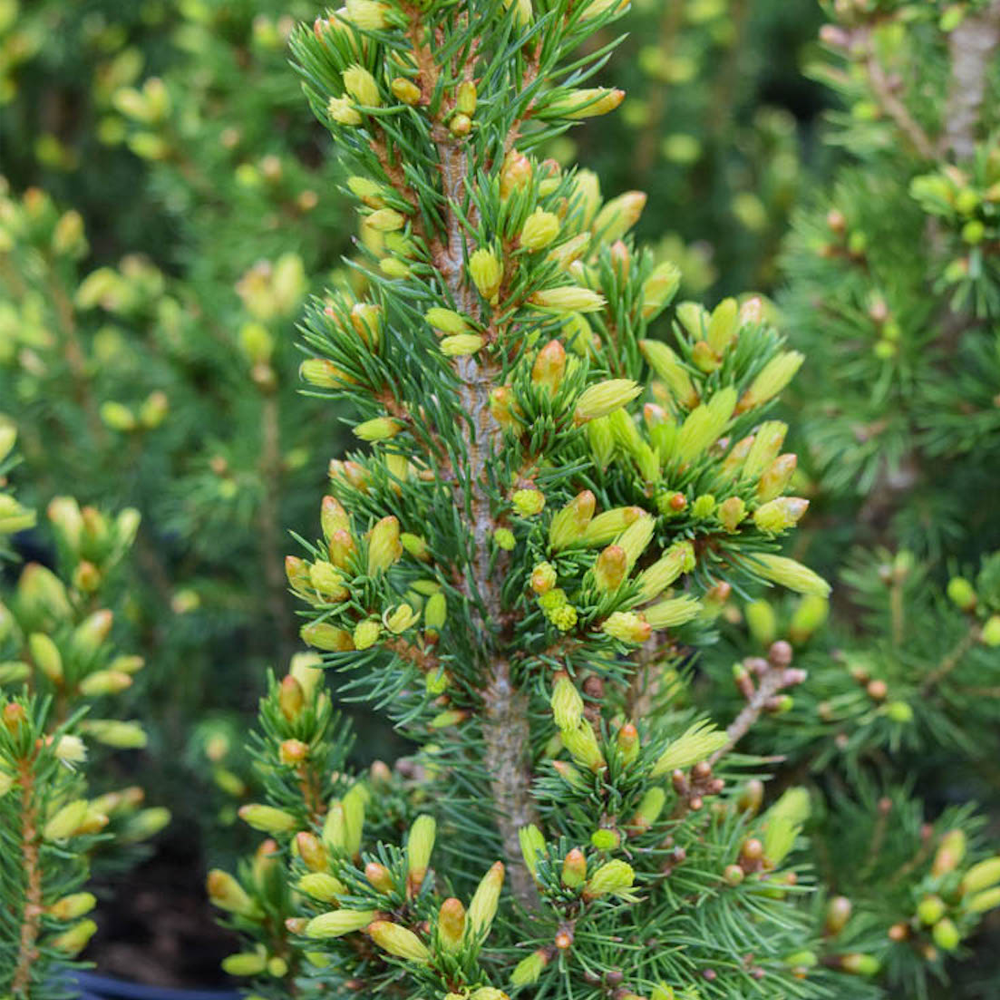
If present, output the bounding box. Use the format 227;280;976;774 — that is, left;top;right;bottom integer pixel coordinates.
968;886;1000;912
467;861;505;940
753;554;831;598
918;895;946;925
584;858;634;898
561;847;587;887
407;814;436;883
640;262;681;320
593;545;628;591
592;190;645;241
962;857;1000;893
575;379;641;422
207;870;261;917
519;824;546;877
238;804;298;834
551;673;584;729
298;873;347;902
44;799;89;841
644;596;702;629
635;541;695;600
707;298;739;352
51;919;98;956
437;897;466;951
738;351;804;412
651;721;727;777
932;917;960;952
549;491;596;550
306;909;378;938
29;633;63;684
511;949;548;985
562;721;605;771
841;953;880;976
469;248;504;301
532;286;606;314
520;209;560;251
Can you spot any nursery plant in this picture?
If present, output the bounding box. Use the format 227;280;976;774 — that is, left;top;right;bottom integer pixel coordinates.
204;2;1000;999
1;423;169;998
703;1;1000;996
783;0;1000;559
0;0;830;856
0;0;360;847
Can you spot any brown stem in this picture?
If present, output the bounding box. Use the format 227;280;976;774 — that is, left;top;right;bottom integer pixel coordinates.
481;658;537;907
920;624;980;696
12;755;44;999
404;4;540;907
943;1;1000;160
710;666;788;765
861;36;935;161
957;685;1000;698
889;576;904;647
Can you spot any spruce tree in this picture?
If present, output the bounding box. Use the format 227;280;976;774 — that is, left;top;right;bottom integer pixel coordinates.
0;422;168;998
698;2;1000;996
204;2;969;998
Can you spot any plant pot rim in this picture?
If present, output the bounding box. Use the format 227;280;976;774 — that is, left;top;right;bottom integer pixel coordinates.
73;971;240;1000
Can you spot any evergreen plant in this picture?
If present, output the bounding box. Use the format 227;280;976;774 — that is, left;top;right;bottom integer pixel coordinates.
1;423;168;998
207;3;998;999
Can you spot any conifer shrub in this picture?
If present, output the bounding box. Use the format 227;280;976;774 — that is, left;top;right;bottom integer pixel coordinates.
1;423;168;997
2;1;1000;999
0;1;358;834
204;3;996;999
783;0;1000;556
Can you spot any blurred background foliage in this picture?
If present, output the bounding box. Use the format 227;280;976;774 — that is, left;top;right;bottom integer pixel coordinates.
7;0;998;994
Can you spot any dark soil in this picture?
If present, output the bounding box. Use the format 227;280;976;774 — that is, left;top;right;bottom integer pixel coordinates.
85;838;237;988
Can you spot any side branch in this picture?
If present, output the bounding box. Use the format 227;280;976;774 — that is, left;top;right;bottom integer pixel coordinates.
862;45;935;161
711;668;788;765
711;644;805;765
920;624;980;696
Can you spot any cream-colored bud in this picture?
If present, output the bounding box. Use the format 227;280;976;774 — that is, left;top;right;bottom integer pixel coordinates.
328;96;362;125
306;909;378;938
467;862;505;940
752;553;831;598
367;920;430;962
644;596;702;629
548;87;625;120
530;286;606;313
592;191;646;243
425;307;467;334
342;65;381;106
520;209;560;251
651;720;728;776
551;675;584;731
574;379;641;422
601;611;651;644
641;261;681;319
639;340;698;410
738;352;804;412
469;247;504;301
440;333;486;356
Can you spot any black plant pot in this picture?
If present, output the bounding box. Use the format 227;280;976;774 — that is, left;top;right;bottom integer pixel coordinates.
73;973;240;1000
